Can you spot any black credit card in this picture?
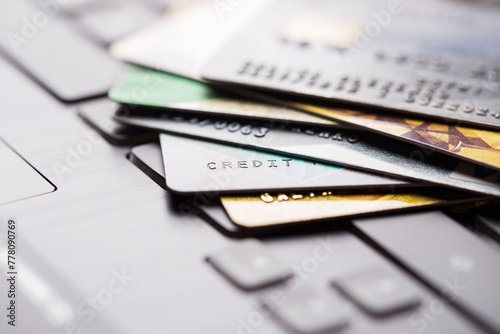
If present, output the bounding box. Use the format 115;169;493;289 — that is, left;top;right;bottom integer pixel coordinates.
202;0;500;130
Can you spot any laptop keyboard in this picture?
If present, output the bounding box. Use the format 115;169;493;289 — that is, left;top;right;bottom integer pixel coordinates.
0;0;150;102
1;0;499;333
125;135;499;334
78;99;157;146
355;211;500;333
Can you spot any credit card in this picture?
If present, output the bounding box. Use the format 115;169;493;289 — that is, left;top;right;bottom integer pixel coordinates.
294;102;500;171
202;0;500;130
109;0;271;79
127;142;256;237
128;140;486;232
115;110;500;197
110;65;500;171
108;65;337;127
111;64;500;173
221;189;485;228
232;87;500;171
160;132;409;194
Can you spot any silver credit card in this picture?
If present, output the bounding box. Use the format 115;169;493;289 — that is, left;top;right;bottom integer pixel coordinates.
202;0;500;130
128;141;486;232
115;111;500;197
160;133;409;194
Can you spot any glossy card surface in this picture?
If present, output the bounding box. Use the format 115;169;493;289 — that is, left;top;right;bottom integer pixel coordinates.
294;102;500;171
221;190;482;227
160;133;409;194
108;65;336;126
203;0;500;129
114;112;500;197
111;65;500;171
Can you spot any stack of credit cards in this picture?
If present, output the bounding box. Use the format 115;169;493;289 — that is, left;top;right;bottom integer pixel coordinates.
93;0;500;233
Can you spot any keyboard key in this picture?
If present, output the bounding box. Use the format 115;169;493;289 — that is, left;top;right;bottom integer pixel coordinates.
57;0;97;13
354;211;500;333
205;239;292;290
128;143;165;189
78;99;157;146
475;207;500;244
477;215;500;236
262;288;348;334
126;142;261;238
0;1;124;102
331;266;420;317
140;0;171;12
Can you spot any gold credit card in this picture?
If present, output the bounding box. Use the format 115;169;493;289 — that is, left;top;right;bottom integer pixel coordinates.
294;103;500;171
221;190;485;228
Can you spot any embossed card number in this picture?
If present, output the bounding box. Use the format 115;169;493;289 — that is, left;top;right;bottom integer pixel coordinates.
210;120;269;138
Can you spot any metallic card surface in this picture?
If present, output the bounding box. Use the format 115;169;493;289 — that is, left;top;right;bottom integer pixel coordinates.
128;140;484;230
160;133;408;194
108;65;336;126
109;0;272;79
202;0;500;130
111;65;500;171
293;103;500;171
115;112;500;197
220;190;481;227
127;141;253;237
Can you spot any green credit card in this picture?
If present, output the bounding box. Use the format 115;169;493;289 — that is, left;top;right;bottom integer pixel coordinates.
108;65;337;126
